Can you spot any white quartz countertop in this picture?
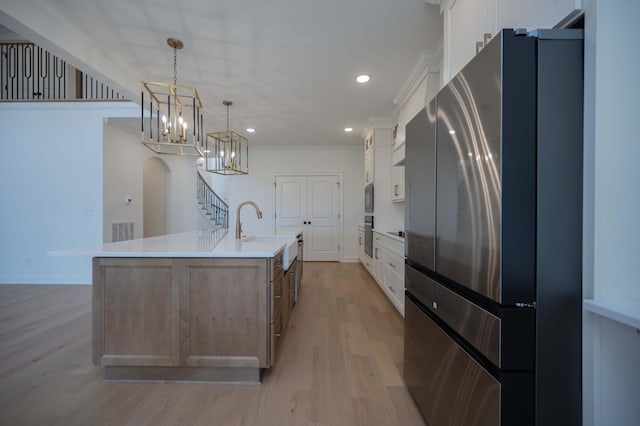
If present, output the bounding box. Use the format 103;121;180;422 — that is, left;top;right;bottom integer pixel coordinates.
50;228;302;259
583;298;640;330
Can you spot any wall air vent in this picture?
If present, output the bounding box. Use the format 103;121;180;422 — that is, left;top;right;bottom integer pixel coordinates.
111;222;134;242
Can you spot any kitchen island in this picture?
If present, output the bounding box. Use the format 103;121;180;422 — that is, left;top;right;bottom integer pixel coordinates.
56;228;301;383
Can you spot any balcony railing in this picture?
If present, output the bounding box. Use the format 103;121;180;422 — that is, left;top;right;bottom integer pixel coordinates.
1;41;125;101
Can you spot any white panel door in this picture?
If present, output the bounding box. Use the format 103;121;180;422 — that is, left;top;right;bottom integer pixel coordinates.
275;175;340;261
275;176;306;233
306;176;340;261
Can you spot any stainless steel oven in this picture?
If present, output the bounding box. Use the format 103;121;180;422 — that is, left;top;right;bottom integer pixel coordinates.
364;183;374;214
364;215;373;257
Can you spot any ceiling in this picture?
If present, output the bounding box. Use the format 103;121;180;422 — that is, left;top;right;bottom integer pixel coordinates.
0;0;443;147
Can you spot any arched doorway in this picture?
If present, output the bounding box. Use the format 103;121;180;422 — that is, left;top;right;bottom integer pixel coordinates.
143;157;170;237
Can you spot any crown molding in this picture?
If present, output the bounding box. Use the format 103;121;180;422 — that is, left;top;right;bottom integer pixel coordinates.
440;0;457;13
360;116;394;138
392;40;443;110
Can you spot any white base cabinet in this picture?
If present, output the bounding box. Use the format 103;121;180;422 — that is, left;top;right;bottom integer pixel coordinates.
357;226;365;261
357;225;374;275
373;234;383;282
381;239;404;311
357;227;405;316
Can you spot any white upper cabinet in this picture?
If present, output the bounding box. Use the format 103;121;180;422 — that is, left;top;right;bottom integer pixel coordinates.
364;148;374;185
440;0;582;82
391;143;405;167
391;165;405;203
391;123;405;166
444;0;497;81
390;124;405;202
497;0;582;32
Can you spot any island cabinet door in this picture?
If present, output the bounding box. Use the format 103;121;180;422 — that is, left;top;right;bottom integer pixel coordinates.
179;258;269;369
93;257;181;367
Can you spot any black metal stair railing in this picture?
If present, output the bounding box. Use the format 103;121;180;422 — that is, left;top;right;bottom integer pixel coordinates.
1;41;125;101
196;170;229;229
79;72;125;100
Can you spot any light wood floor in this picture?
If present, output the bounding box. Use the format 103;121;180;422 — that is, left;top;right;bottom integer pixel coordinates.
0;262;425;426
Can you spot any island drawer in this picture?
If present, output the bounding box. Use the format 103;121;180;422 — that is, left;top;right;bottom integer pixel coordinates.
273;273;283;299
273;301;282;334
270;252;284;281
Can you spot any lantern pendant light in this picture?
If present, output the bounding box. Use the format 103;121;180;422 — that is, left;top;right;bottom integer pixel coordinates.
205;100;249;175
140;38;204;157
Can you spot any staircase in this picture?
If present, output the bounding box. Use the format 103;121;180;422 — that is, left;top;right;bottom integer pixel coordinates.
196;170;228;229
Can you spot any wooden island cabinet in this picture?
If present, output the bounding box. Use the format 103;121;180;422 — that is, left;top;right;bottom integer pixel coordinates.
52;229;302;383
93;250;293;383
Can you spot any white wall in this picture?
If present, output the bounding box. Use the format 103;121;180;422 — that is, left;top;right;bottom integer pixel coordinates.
0;102;138;284
589;1;640;302
203;145;364;262
582;0;640;425
103;118;202;243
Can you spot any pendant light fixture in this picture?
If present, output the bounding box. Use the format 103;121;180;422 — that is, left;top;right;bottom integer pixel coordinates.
205;100;249;175
140;38;204;157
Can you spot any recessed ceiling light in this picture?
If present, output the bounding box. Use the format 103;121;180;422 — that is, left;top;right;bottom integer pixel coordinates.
344;127;353;132
356;74;370;84
246;128;255;133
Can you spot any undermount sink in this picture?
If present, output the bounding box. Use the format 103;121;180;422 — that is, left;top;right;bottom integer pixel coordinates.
242;236;298;270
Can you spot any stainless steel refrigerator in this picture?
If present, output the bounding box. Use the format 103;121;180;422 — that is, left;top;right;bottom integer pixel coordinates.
404;29;583;426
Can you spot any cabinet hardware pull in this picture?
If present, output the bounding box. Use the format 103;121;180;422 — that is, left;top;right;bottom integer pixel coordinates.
394;184;399;196
389;263;395;268
388;286;395;293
